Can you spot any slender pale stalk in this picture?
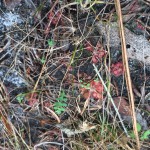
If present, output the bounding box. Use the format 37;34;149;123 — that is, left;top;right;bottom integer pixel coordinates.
114;0;140;149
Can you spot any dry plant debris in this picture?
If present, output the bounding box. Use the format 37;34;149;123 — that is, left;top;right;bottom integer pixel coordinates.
0;0;150;149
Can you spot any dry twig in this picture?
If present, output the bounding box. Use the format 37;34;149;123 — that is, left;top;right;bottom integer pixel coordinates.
114;0;140;149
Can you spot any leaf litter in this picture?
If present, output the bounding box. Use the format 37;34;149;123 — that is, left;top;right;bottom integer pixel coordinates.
0;0;150;149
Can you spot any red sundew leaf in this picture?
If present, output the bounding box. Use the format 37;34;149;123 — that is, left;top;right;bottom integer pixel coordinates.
26;92;38;106
43;101;52;107
96;42;102;48
48;11;61;25
28;98;38;106
92;55;99;64
84;42;94;52
137;23;145;30
95;84;103;93
92;50;106;64
48;12;55;23
45;11;61;34
80;80;103;100
91;91;103;99
111;62;124;77
44;24;51;35
97;50;106;58
48;12;53;19
93;50;106;58
90;81;103;91
90;80;103;100
27;92;38;99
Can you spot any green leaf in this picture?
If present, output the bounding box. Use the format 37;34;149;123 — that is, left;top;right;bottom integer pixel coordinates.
56;90;67;102
137;123;142;132
56;97;63;101
54;102;67;107
79;79;83;83
40;56;46;64
86;83;90;87
16;94;25;103
80;83;90;89
60;90;66;97
55;109;62;115
56;107;65;111
54;90;67;115
129;123;142;139
94;78;99;81
79;44;83;51
129;132;135;139
62;98;67;102
54;107;65;115
48;39;54;47
140;130;150;140
76;0;79;2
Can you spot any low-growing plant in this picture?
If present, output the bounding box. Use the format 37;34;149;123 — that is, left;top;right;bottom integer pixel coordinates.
40;56;46;64
48;39;55;47
54;90;68;115
79;79;91;89
111;62;124;77
79;79;103;100
16;91;39;105
16;93;26;103
84;41;106;64
129;123;150;140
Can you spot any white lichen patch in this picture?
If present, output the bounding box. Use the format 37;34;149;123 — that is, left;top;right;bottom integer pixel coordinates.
96;21;150;65
0;12;23;28
0;67;27;87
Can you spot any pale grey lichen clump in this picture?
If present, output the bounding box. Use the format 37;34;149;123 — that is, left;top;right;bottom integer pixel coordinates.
0;12;23;29
0;67;27;88
0;11;26;87
96;21;150;65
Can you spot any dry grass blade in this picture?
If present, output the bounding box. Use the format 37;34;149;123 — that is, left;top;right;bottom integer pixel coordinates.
0;82;13;135
93;64;128;136
44;107;61;123
114;0;140;149
0;110;13;135
34;142;63;150
31;1;59;97
81;97;90;115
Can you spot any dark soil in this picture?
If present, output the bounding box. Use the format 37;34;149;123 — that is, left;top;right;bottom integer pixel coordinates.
0;0;150;149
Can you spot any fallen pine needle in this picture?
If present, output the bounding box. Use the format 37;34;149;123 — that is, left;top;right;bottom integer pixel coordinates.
114;0;140;149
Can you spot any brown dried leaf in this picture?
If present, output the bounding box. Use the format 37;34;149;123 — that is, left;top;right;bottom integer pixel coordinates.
44;107;61;123
0;110;13;135
112;97;131;116
80;88;90;100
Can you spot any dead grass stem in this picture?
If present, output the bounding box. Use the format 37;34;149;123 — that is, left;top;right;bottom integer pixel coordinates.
114;0;140;149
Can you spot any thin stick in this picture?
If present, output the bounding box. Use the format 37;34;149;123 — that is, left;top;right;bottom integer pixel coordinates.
44;107;61;123
114;0;140;149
